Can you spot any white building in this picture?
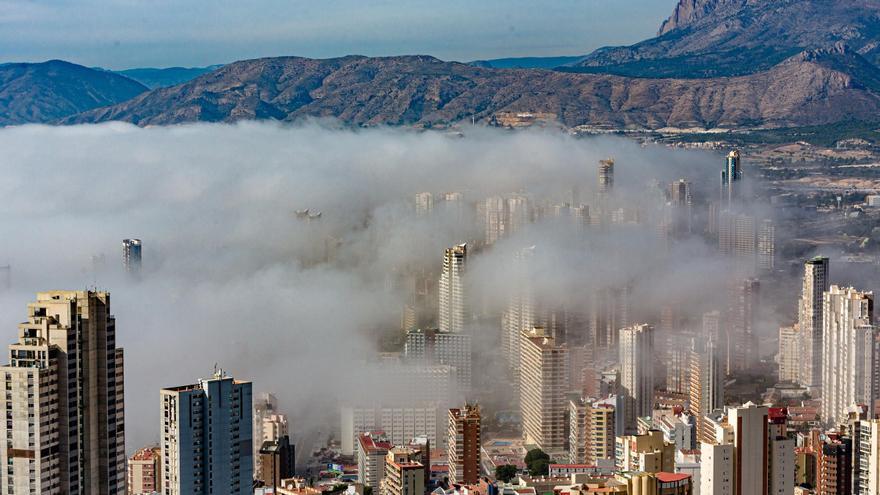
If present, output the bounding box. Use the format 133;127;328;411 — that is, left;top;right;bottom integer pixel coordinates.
799;256;829;391
404;328;472;391
341;404;441;456
439;244;468;334
520;327;569;458
777;325;801;383
820;286;878;425
619;324;655;433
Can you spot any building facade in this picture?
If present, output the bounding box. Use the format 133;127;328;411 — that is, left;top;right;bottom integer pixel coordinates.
160;371;253;495
821;286;877;426
0;291;125;495
439;244;468;334
520;327;569;457
447;404;481;485
619;324;655;433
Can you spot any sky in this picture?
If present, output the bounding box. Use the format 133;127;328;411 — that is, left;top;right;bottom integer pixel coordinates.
0;0;673;69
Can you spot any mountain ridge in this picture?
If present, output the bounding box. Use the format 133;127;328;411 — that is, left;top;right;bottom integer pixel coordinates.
0;60;148;125
62;49;880;130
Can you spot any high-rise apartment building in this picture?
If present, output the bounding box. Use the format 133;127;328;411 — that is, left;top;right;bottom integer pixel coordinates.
503;247;536;378
700;403;793;495
520;327;569;457
568;396;616;465
122;238;142;275
718;211;756;266
777;325;801;383
598;159;615;200
723;278;760;374
688;336;724;445
0;291;125;495
615;430;675;473
381;447;425;495
160;371;253;495
757;219;776;272
127;446;162;495
800;256;830;391
720;150;742;206
821;286;877;425
591;286;631;354
857;419;880;495
414;192;433;216
341;403;441;456
404;328;472;391
818;434;853;495
483;196;506;245
439;244;467;334
620;324;655;433
358;432;392;494
258;435;295;490
253;393;288;480
667;178;693;238
447;404;481;485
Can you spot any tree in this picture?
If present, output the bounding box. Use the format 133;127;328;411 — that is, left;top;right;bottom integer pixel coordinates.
495;464;518;482
523;448;550;476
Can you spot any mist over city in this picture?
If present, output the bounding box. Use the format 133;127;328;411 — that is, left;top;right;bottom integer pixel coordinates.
0;121;759;448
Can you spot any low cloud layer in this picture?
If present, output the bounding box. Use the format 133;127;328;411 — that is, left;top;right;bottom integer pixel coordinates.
0;121;746;450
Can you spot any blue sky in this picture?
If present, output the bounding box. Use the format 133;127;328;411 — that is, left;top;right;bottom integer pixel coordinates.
0;0;673;69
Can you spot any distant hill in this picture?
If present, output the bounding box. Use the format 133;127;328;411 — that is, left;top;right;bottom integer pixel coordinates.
63;50;880;130
569;0;880;78
113;65;223;88
0;60;147;125
469;56;585;69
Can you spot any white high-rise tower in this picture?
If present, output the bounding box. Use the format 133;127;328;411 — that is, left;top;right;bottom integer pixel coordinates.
439;244;468;333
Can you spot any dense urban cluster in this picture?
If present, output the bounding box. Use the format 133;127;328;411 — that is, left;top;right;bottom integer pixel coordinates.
3;150;879;495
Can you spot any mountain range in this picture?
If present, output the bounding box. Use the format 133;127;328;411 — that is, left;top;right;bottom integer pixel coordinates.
8;0;880;131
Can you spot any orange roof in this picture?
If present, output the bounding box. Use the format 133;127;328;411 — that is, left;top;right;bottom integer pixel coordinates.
655;472;690;483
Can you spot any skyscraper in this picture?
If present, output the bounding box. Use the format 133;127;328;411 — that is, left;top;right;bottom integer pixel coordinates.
800;256;830;392
0;291;125;495
619;324;655;433
857;419;880;495
777;325;801;383
821;286;878;426
404;328;472;390
414;192;433;216
502;247;536;378
667;178;693;238
598;158;615;199
160;370;253;495
439;244;468;334
720;150;742;206
483;197;506;245
723;278;759;374
447;404;481;485
757;219;776;272
122;238;142;275
519;327;569;457
688;336;724;445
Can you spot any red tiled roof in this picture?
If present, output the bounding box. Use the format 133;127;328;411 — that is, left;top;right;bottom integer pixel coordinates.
358;433;392;452
655;472;690;483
